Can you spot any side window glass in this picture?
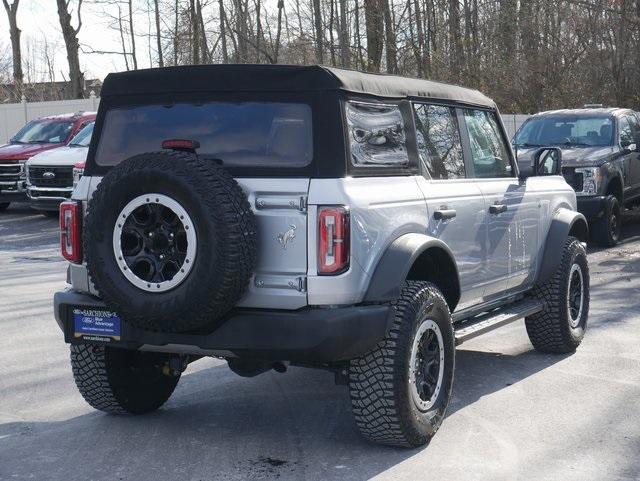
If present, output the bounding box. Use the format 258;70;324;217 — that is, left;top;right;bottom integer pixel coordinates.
619;117;633;145
413;104;465;179
462;109;513;178
345;101;409;166
620;116;640;145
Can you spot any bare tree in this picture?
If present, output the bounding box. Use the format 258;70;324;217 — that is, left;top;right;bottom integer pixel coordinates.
153;0;163;67
56;0;84;99
364;0;384;71
2;0;22;99
312;0;323;63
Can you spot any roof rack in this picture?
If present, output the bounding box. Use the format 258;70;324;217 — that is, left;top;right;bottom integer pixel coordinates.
583;103;604;108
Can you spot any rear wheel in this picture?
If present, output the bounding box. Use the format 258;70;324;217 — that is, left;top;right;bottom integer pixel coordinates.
70;344;180;414
0;202;9;212
592;195;621;247
526;237;589;353
349;281;455;447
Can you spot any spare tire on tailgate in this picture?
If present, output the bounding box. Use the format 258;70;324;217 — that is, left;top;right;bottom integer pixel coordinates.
84;151;257;333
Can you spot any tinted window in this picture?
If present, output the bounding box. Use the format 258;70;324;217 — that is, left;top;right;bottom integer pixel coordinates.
463;109;513;178
515;115;614;147
414;104;464;179
95;102;313;167
11;119;74;144
346;101;408;166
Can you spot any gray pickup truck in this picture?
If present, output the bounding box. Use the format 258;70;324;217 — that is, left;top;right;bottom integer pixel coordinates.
54;65;590;448
515;107;640;246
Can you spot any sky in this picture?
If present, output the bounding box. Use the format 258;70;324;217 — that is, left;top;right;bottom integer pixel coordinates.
0;0;156;82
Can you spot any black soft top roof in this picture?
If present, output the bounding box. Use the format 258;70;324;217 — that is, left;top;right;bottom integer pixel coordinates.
101;64;496;108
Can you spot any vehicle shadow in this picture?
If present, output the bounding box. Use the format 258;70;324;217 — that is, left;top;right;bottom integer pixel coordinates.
0;345;569;481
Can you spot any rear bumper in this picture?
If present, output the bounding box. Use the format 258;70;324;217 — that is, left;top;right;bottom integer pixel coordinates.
54;289;393;363
577;195;607;221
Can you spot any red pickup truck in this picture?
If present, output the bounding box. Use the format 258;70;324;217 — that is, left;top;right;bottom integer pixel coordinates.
0;111;96;211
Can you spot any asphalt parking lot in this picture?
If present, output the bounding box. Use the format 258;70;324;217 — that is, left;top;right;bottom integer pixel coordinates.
1;203;639;481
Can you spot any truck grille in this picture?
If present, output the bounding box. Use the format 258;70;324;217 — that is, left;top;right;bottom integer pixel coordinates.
0;163;23;183
28;165;74;188
562;167;583;192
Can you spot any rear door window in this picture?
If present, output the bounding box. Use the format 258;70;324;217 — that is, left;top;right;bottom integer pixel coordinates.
95;102;313;168
345;101;409;166
462;109;513;178
413;103;465;179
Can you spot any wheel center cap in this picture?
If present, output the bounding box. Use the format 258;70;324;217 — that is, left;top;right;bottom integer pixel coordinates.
149;231;170;253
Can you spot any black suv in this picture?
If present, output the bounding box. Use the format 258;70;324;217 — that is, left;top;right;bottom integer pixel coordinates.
514;108;640;246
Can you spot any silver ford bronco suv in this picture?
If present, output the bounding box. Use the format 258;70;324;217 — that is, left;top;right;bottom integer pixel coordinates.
54;65;590;448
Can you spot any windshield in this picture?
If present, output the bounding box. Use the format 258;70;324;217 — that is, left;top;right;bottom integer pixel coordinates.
11;119;74;144
95;101;313;168
514;115;614;147
69;122;94;147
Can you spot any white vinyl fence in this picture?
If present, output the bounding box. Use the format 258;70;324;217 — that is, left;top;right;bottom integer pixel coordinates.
0;94;528;143
0;94;100;143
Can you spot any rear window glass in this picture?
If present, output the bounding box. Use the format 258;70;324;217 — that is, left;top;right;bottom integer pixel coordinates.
95;102;313;167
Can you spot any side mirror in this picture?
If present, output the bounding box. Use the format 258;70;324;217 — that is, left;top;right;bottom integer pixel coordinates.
520;147;562;180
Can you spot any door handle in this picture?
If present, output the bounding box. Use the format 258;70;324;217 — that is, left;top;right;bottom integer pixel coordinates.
489;203;508;215
434;209;457;220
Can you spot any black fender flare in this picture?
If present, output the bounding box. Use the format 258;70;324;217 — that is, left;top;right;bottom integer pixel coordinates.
536;208;588;284
363;233;460;306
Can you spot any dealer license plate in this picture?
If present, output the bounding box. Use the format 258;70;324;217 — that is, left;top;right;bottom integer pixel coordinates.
73;308;121;341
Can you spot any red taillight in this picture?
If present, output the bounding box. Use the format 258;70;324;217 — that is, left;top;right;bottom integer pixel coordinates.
60;201;82;263
318;206;350;275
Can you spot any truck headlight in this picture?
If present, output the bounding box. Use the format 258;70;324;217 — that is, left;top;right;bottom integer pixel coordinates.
575;167;601;196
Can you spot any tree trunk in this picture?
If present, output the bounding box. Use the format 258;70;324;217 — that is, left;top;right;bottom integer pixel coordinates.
128;0;138;69
56;0;84;99
274;0;284;63
312;0;323;63
2;0;22;100
220;0;229;62
338;0;350;67
382;0;397;73
190;0;199;64
448;0;462;82
364;0;384;72
153;0;163;67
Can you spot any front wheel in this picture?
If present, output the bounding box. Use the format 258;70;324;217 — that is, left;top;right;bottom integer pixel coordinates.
349;281;455;447
592;195;621;247
526;237;589;353
70;344;181;414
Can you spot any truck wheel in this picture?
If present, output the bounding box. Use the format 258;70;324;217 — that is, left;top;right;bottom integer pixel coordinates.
526;236;589;354
349;281;455;447
0;202;9;212
70;344;180;414
84;151;257;332
592;195;621;247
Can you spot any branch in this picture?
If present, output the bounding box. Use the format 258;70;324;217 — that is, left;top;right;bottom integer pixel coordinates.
75;0;83;34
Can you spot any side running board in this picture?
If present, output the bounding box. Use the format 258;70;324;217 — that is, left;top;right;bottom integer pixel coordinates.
454;299;544;346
